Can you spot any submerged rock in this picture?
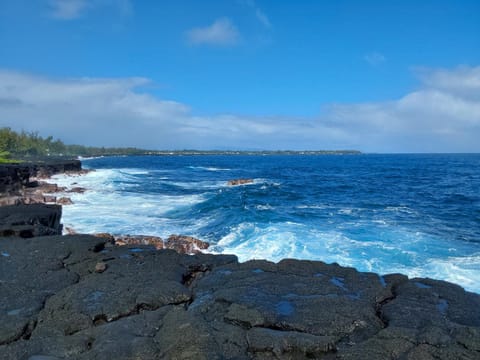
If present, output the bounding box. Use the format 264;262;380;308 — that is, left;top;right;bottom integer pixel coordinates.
227;178;254;186
57;197;73;205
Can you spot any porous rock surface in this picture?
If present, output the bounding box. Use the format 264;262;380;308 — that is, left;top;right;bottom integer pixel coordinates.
0;235;479;359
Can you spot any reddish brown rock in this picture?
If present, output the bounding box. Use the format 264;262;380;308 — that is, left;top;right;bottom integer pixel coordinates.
165;234;210;254
110;234;209;254
44;195;57;203
37;182;66;193
23;194;50;204
95;262;107;273
114;235;164;250
227;178;254;186
94;232;115;242
0;196;22;206
57;197;73;205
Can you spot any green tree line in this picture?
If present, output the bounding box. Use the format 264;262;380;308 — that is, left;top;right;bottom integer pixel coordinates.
0;127;147;160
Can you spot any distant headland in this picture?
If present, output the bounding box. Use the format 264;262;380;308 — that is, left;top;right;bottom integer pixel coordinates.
0;127;360;161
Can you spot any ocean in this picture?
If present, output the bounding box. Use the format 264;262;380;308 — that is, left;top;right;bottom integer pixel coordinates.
51;154;480;293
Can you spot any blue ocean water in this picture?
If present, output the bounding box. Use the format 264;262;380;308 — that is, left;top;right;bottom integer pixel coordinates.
52;154;480;293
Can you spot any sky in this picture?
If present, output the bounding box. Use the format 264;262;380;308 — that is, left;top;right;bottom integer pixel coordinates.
0;0;479;152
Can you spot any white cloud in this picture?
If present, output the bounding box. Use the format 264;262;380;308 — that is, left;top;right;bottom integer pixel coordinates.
48;0;132;20
186;18;240;46
48;0;89;19
254;8;271;28
416;65;480;99
240;0;272;28
323;66;480;152
0;65;479;152
364;52;386;66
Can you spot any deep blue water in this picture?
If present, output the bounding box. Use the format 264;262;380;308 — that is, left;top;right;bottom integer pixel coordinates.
52;154;480;292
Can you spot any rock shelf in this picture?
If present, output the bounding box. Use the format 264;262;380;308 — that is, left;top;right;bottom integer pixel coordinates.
0;235;479;359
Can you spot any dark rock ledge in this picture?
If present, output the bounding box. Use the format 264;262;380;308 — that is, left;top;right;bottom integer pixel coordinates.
0;160;85;237
0;234;479;359
0;159;86;207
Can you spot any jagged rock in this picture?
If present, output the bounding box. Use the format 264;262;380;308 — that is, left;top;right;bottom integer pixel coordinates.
114;234;164;249
43;195;57;203
57;197;73;205
0;235;478;359
227;178;254;186
22;194;50;205
95;262;107;273
111;234;209;254
165;234;209;254
36;182;64;194
1;160;83;209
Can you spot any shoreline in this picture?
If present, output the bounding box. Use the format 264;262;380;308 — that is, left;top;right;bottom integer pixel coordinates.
1;160;479;358
19;158;480;293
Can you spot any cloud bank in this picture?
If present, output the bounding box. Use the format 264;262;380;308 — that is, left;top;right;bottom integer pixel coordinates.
0;66;479;152
186;18;240;46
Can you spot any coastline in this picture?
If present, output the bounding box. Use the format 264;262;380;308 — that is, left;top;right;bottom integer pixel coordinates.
0;159;479;358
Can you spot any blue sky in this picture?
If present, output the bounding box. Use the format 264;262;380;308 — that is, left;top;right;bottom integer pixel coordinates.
0;0;479;152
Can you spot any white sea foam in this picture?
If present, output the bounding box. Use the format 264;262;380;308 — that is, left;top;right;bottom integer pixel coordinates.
78;155;104;161
119;169;150;175
255;204;274;211
213;221;480;293
164;180;227;190
385;206;417;215
296;204;329;210
51;169;209;236
188;166;231;171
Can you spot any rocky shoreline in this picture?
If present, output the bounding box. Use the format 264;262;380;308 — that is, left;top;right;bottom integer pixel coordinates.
0;160;479;359
0;159;88;207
